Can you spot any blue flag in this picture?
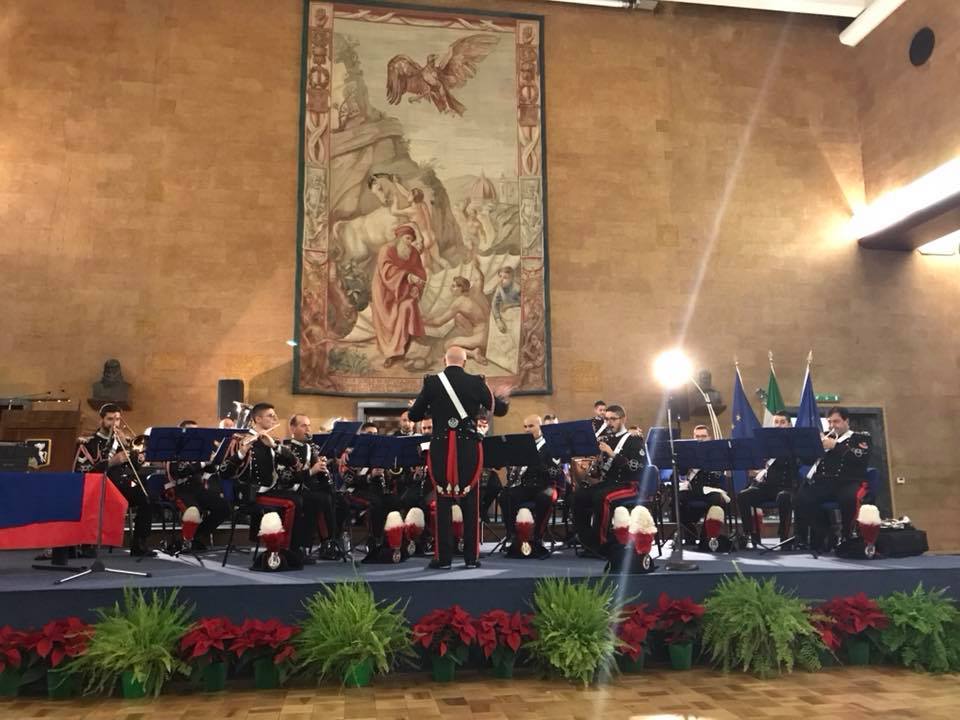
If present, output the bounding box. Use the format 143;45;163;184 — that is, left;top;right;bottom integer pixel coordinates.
796;363;821;430
731;367;762;439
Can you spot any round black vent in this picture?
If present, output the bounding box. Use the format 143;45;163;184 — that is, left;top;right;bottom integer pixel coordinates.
909;27;935;66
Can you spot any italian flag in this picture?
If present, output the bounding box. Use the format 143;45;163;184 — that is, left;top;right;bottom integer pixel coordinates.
763;353;785;427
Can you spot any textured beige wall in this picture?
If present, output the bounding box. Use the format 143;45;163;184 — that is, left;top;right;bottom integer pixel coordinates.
1;0;958;547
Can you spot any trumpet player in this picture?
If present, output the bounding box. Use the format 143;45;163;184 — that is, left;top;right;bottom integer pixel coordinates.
222;402;317;565
72;403;155;557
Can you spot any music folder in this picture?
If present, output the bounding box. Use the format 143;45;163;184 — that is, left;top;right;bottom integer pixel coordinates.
482;433;540;469
145;427;241;462
645;427;673;469
672;438;765;473
345;434;426;469
753;427;823;464
540;420;599;462
317;421;362;459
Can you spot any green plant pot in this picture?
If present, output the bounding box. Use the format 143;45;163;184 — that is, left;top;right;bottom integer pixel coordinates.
120;670;146;699
619;653;645;673
845;638;870;666
492;654;515;679
430;654;456;683
202;662;227;692
0;669;20;697
343;657;374;688
668;642;693;670
46;667;79;700
253;657;280;690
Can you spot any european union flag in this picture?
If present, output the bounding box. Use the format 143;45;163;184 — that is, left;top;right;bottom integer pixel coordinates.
796;364;822;430
731;367;762;440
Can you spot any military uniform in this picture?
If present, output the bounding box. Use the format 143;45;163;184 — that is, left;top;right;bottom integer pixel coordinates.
342;463;402;556
164;459;230;548
408;365;508;567
280;438;346;549
572;428;648;549
500;435;562;552
677;467;729;542
736;456;797;543
73;432;153;554
795;430;872;548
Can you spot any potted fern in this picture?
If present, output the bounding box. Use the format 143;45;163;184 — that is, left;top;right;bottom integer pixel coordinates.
876;585;960;672
475;610;536;679
701;574;822;677
230;619;299;689
33;618;93;699
296;582;412;687
616;603;659;672
527;576;622;685
180;617;240;692
70;588;193;698
412;605;477;682
817;593;888;666
655;593;704;671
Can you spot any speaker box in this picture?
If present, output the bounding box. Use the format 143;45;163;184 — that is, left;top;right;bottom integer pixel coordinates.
217;379;244;421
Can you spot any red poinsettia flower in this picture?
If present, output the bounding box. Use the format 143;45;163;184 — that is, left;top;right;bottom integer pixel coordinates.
617;603;660;661
0;625;44;673
817;593;888;642
412;606;477;658
33;618;93;669
474;610;535;659
229;619;299;665
180;617;240;664
655;594;704;644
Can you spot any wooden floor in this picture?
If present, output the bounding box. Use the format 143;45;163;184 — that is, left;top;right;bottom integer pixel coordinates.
6;668;960;720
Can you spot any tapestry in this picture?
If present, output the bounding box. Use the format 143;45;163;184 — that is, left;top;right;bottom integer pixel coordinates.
294;1;550;396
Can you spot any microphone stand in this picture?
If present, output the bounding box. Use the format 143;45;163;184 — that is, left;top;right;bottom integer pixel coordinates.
56;433;151;584
665;396;698;571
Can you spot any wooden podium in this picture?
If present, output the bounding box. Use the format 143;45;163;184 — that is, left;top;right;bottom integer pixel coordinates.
0;410;81;472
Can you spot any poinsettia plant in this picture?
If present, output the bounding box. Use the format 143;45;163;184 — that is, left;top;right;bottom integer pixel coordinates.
617;603;660;661
230;619;298;675
33;618;93;669
655;593;704;645
412;606;476;665
817;593;888;644
475;610;535;666
0;626;40;673
180;617;240;668
808;609;841;652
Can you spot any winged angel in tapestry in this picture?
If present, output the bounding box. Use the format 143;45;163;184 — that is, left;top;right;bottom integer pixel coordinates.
295;2;550;396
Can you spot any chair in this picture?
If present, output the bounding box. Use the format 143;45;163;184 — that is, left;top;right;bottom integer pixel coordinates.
144;471;180;552
221;482;288;567
604;465;665;555
518;485;560;552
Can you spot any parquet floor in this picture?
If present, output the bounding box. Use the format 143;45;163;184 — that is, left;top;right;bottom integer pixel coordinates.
5;668;960;720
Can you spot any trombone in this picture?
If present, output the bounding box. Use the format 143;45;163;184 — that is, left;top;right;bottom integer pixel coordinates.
111;417;149;496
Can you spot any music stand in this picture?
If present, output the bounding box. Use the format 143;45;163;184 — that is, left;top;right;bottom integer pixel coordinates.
752;427;823;553
661;401;698;571
481;433;540;556
540;420;600;462
318;422;362;459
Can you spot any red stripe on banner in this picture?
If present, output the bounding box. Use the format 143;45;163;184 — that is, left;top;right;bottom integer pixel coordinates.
599;487;638;544
0;474;128;549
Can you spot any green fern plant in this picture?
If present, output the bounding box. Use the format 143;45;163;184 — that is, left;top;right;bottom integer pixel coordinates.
295;582;414;682
70;588;193;697
702;573;822;678
876;585;960;673
527;576;622;686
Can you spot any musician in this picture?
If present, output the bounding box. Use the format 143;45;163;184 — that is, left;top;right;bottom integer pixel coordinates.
394;410;416;437
591;401;607;433
500;415;561;558
794;406;872;550
417;417;433;436
72;403;154;557
571;405;648;554
222;402;318;564
477;414;504;524
164;420;230;550
282;414;345;559
408;345;510;570
677;424;730;544
736;411;797;548
342;422;402;560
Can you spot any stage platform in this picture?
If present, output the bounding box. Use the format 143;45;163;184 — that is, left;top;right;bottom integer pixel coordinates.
1;543;958;626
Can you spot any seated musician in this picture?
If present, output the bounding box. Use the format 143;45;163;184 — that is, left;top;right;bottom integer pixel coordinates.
281;414;346;560
342;422;402;562
591;401;607;433
677;424;730;545
164;420;231;551
794;406;872;551
475;414;505;523
221;402;318;566
736;410;797;549
571;404;648;555
69;403;155;558
500;415;561;559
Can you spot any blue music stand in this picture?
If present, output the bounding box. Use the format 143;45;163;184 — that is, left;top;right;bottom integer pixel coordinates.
318;422;361;459
482;434;540;469
541;420;599;462
145;427;240;463
753;427;823;464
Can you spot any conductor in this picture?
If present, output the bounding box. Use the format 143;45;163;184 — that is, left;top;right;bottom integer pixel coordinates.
408;346;511;569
